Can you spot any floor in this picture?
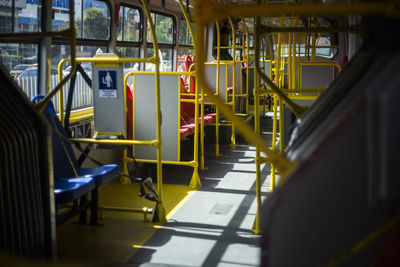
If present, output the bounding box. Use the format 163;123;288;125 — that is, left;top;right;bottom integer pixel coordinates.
56;117;274;266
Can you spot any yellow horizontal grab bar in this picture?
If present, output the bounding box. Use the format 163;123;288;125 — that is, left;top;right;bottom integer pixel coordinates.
257;88;327;95
258;25;360;34
70;138;159;147
133;159;197;167
289;96;319;100
63;107;93;124
195;1;400;23
60;56;158;65
129;70;195;76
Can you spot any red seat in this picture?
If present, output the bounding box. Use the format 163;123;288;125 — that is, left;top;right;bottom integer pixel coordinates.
126;84;133;140
179;113;217;139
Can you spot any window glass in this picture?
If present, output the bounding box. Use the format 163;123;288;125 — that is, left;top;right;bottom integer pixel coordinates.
49;44;106;111
82;0;109;39
14;0;40;32
51;44;106;69
51;0;110;40
117;6;141;42
74;0;82;37
235;32;243;46
117;46;140;70
0;0;13;33
315;36;338;59
249;34;254;48
51;0;76;32
0;43;38;72
177;48;194;72
178;18;193;46
147;13;174;45
145;48;173;71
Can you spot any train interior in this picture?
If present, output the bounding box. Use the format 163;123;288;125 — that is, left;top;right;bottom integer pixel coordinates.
1;0;400;266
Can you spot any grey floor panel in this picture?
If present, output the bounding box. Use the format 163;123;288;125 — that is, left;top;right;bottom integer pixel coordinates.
128;135;272;266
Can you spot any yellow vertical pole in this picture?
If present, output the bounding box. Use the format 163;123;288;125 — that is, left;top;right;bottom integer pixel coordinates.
252;60;261;235
189;76;201;187
242;18;250;115
270;95;278;189
228;17;236;146
200;69;206;170
178;79;182;161
177;0;201;184
215;21;222;157
288;16;293;90
260;37;265;116
311;31;316;61
252;15;261;234
279;95;284;154
121;69;131;184
142;0;166;223
292;17;298;90
269;12;284;189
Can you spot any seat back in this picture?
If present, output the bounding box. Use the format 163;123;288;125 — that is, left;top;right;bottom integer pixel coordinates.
32;95;79;179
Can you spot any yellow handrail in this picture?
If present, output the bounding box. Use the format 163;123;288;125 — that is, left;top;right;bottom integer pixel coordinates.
194;2;295;177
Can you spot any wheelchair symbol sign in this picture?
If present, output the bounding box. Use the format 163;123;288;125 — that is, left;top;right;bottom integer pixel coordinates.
98;70;117;98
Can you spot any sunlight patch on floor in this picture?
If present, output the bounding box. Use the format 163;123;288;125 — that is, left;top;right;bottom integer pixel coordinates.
56;182;196;265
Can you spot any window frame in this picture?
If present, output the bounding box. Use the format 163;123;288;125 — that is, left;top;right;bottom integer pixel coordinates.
74;0;112;43
178;17;193;47
146;10;176;46
116;4;143;45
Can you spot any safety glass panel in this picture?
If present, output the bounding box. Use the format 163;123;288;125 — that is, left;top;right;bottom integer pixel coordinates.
177;48;194;72
116;46;140;70
82;0;110;39
178;18;193;46
117;6;141;42
147;13;174;45
15;0;40;32
1;43;38;72
145;47;173;71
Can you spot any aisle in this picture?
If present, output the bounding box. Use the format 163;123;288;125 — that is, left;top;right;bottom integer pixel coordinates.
128;144;272;266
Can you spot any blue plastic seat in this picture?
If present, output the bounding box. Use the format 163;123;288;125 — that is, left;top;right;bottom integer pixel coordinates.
32;95;119;224
54;177;95;204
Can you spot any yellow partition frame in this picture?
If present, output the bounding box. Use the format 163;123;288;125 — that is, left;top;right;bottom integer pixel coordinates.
58;0;166;224
191;0;397;234
123;70;201;189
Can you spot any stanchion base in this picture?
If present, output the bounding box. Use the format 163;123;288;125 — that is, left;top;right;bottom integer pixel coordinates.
189;169;202;188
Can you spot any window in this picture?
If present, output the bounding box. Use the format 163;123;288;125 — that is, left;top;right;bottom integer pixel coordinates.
116;5;142;71
177;48;194;72
0;0;40;34
178;18;194;71
146;11;175;71
178;18;193;46
0;43;38;71
117;47;140;70
314;36;338;59
249;34;255;48
145;48;173;72
52;0;110;40
117;6;141;42
147;12;175;45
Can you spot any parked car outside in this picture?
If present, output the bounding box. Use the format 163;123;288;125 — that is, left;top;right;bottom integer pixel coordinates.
10;64;31;78
62;63;92;77
17;66;58;80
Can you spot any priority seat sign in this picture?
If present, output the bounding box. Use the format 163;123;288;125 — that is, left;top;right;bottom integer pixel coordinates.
98;70;117;98
92;53;126;137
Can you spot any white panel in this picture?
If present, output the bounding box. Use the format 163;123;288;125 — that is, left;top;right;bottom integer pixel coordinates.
235;62;242;94
133;74;179;161
204;64;228;103
301;65;334;89
92;64;126;136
